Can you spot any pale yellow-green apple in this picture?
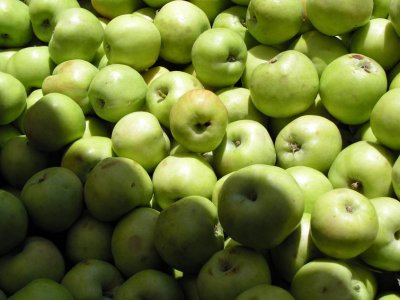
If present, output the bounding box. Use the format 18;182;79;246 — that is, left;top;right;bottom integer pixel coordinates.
390;0;400;36
8;278;74;300
377;293;400;300
189;0;231;23
291;258;377;300
132;6;157;18
212;119;276;177
111;111;170;172
142;65;169;85
373;0;391;18
390;71;400;89
354;121;379;144
311;188;379;259
250;50;319;118
152;153;217;210
0;236;65;295
145;70;203;128
169;89;228;153
153;0;210;64
274;115;342;173
28;0;80;42
289;30;348;77
88;64;148;123
350;18;400;71
218;164;304;249
246;0;303;45
305;0;373;36
211;173;231;207
392;155;400;199
13;89;42;133
154;196;224;274
191;28;247;88
196;245;271;300
114;269;184;300
84;157;153;222
103;14;161;72
23;93;86;152
61;259;124;300
48;8;104;64
61;136;113;183
0;72;27;125
42;59;99;115
0;49;17;72
111;207;164;277
82;115;111;138
91;0;144;19
236;284;295;300
0;0;32;48
319;53;387;125
328;141;395;198
0;189;28;256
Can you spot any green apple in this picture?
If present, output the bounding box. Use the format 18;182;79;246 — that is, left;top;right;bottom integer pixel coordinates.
289;30;348;77
392;155;400;199
61;136;113;183
236;284;295;300
0;124;20;149
196;245;271;300
319;53;387;125
390;0;400;37
84;157;153;222
111;207;164;277
91;0;144;19
61;259;124;300
372;0;391;18
13;89;43;134
145;70;203;128
103;14;160;72
154;0;210;64
0;72;27;125
142;65;169;85
191;28;247;88
65;212;113;264
0;49;17;72
152;153;217;210
250;50;319;118
23;93;86;152
355;121;379;144
311;188;379;259
8;278;74;300
218;164;304;249
189;0;231;23
154;195;224;274
291;258;377;300
42;59;99;115
328;141;395;198
377;293;400;300
305;0;373;36
88;64;148;123
211;173;231;207
48;8;104;64
0;189;28;256
213;119;276;177
0;0;33;48
28;0;80;42
0;236;65;295
82;115;111;138
360;197;400;271
246;0;303;45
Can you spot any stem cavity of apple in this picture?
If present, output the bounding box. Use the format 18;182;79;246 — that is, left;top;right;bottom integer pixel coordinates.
350;180;363;193
289;142;301;154
156;89;168;102
194;121;212;133
351;54;373;73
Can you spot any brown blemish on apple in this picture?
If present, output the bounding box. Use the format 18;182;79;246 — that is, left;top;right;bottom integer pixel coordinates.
269;57;278;64
97;98;106;109
37;173;47;183
351;54;364;60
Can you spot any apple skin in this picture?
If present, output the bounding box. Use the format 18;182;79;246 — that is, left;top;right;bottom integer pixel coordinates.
196;245;271;300
8;278;74;300
91;0;144;20
377;293;400;300
13;89;43;134
250;50;319;118
189;0;231;23
0;72;27;126
310;188;379;259
355;121;379;144
236;284;295;300
390;0;400;36
218;164;304;250
0;124;21;149
372;0;390;18
142;65;169;85
0;49;18;73
82;116;111;138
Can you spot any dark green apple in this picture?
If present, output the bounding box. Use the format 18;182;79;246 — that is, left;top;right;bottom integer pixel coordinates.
8;278;73;300
236;283;295;300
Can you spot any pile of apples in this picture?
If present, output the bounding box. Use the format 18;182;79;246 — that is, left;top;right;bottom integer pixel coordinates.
1;0;400;298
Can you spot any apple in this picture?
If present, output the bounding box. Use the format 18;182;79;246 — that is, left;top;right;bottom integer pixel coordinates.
8;278;74;300
250;50;319;118
0;0;33;48
211;173;231;207
196;245;271;300
0;124;21;149
88;63;148;123
390;0;400;36
169;89;228;153
42;59;99;115
0;72;27;125
23;92;86;152
151;153;217;210
145;70;204;128
61;259;124;300
189;0;231;23
212;119;276;177
191;27;247;88
275;115;342;173
154;195;224;274
111;207;164;277
354;121;379;144
84;156;153;222
218;164;304;249
328;140;395;198
0;49;17;72
236;284;295;300
319;53;387;125
142;65;169;85
377;293;400;300
0;236;65;295
103;14;161;72
305;0;373;36
91;0;144;20
154;0;210;64
48;8;104;64
246;0;303;45
13;89;43;134
372;0;391;18
82;116;111;138
28;0;80;42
